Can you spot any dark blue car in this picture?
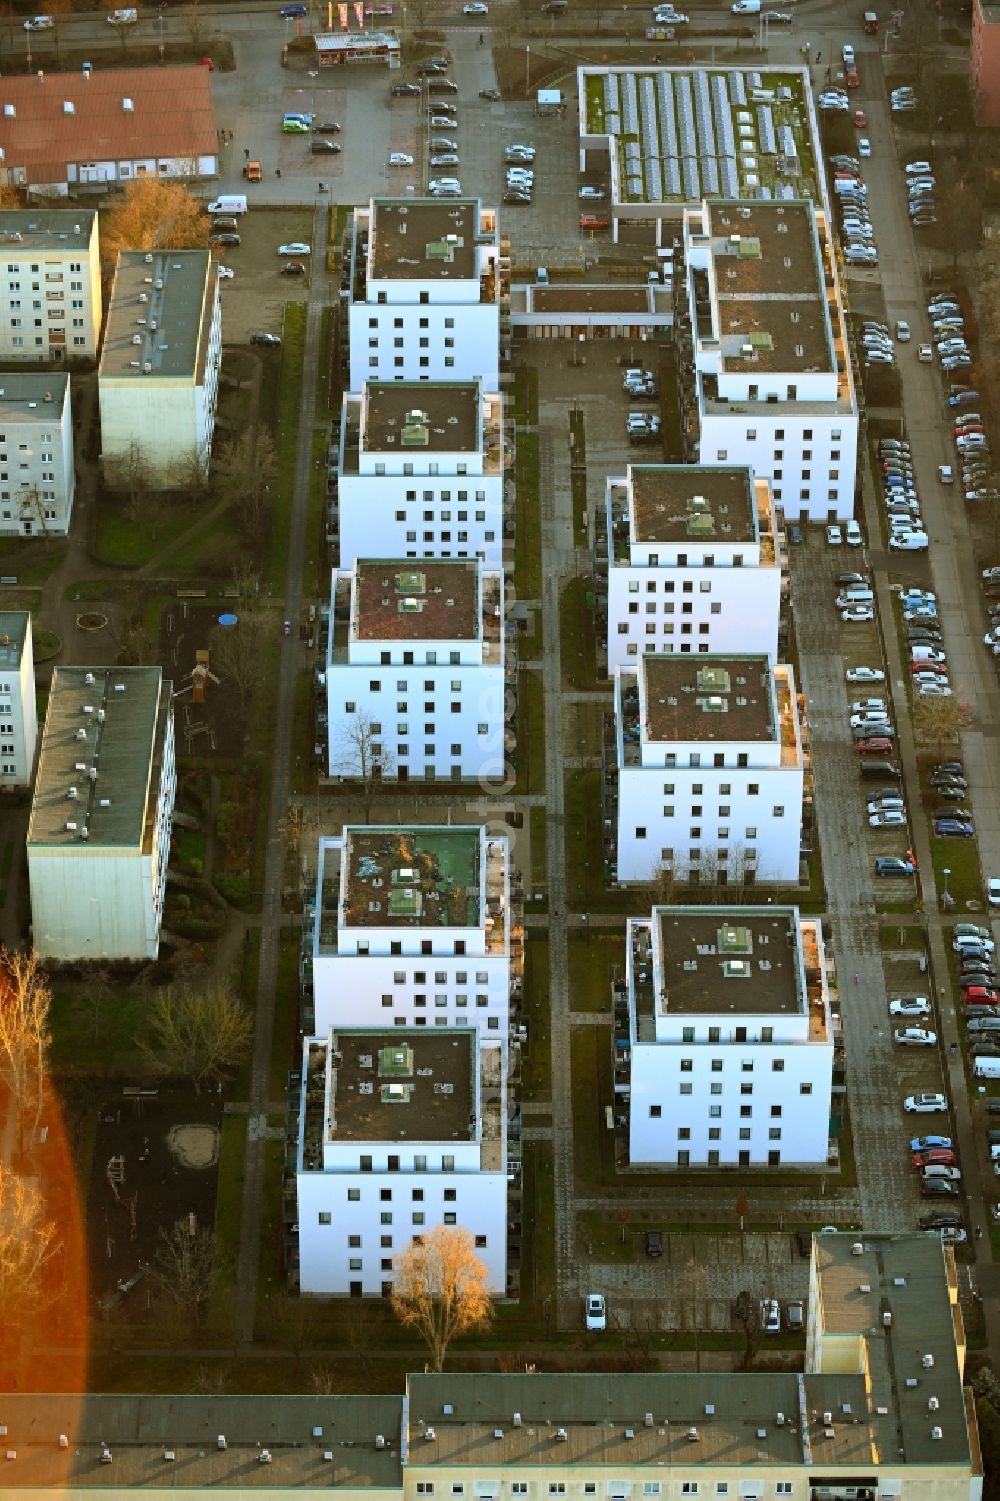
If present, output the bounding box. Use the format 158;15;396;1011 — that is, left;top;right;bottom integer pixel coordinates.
280;3;307;14
935;819;974;838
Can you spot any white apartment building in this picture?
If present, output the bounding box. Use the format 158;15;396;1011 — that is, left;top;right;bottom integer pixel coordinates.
296;1026;508;1297
326;558;505;784
0;1232;982;1496
622;904;833;1167
27;665;176;962
613;652;804;884
605;464;782;671
0;611;36;787
0;209;101;362
336;380;504;568
0;375;75;536
347;197;501;389
684;199;859;523
98;250;222;488
309;825;517;1041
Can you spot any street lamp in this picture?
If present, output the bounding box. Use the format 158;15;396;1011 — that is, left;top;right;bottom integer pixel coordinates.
943;866;951;900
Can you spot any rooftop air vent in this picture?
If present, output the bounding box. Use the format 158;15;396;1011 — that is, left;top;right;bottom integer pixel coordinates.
217;1436;226;1450
931;1427;943;1441
923;1354;935;1369
164;1451;175;1462
259;1450;272;1464
425;1428;436;1442
122;97;134;111
58;1436;68;1449
100;1448;112;1465
851;1242;864;1255
555;1430;568;1443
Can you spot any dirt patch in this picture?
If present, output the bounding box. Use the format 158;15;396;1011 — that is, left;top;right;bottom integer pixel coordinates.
159;601;253;756
86;1092;222;1312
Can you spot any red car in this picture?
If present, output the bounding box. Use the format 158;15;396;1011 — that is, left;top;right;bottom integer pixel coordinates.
913;1148;957;1169
857;737;894;753
965;988;1000;1006
854;108;867;127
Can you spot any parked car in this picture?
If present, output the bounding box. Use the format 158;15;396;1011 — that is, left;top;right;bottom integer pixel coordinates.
895;1028;937;1047
584;1293;606;1330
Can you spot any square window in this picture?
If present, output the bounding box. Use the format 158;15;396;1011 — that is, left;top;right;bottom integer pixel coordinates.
318;1212;331;1225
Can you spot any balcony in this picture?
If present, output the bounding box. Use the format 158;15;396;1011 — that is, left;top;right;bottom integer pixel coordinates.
479;1043;504;1173
301;1040;329;1172
630;921;656;1043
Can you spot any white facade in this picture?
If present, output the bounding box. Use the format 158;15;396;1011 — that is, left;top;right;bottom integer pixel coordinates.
0;210;101;362
684;199;859;523
309;826;516;1041
27;666;175;961
605;465;782;670
0;375;76;535
336;381;504;569
614;653;804;884
98;250;222;488
347;198;500;389
326;558;505;784
296;1028;508;1296
0;611;36;787
623;905;833;1167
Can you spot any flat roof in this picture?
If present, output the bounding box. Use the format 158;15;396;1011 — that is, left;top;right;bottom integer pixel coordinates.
28;667;167;849
330;1028;475;1143
533;286;649;313
369;199;479;281
100;250;212;381
0;208;95;251
0;1393;403;1489
343;827;481;928
641;653;774;742
363;381;480;454
630;465;757;543
705;201;832;374
657;906;802;1015
0;610;29;671
354;559;480;641
813;1232;970;1466
0;372;68;425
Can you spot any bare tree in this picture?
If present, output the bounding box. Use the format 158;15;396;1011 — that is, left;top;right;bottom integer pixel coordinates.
0;948;52;1156
211;608;266;713
914;694;962;755
733;1289;763;1370
186;0;217;51
137;981;253;1094
0;1164;61;1335
104;439;156;525
622;1312;655;1372
215;423;276;540
652;860;676;908
337;709;396;821
390;1225;492;1371
168;446;212;502
151;1221;218;1327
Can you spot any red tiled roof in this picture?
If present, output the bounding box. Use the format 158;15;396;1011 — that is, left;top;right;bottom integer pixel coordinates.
0;66;217;184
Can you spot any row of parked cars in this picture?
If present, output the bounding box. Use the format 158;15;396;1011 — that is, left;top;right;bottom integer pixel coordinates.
901;158;937;230
876;436;929;551
830;152;878;267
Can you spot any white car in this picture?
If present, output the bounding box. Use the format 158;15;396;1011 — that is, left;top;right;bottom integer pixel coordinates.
505;144;536;159
895;320;911;341
217;266;234;280
988;877;1000;908
890;532;929;550
871;809;906;827
851;698;887;712
846;666;885;683
842;605;874;622
23;13;53;26
919;682;953;696
890;997;931;1017
760;1298;781;1334
579;186;606;201
906;159;933;174
922;1164;961;1180
585;1293;606;1330
388;152;413;167
905;1093;948;1113
463;1;488;11
858;136;871;157
846;520;863;546
278;242;311;256
826;524;843;545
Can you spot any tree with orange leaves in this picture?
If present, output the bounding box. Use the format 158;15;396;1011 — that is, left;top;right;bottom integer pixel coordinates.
0;948;51;1157
0;1164;60;1337
101;178;209;274
390;1225;492;1371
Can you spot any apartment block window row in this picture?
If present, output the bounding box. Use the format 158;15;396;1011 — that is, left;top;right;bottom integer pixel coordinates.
407;1481;790;1498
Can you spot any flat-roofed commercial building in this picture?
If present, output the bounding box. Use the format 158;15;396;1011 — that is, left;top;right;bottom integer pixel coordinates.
296;1026;508;1295
605;465;782;670
0;611;36;787
684;199;858;523
98;249;222;488
0;1232;981;1496
613;653;805;883
325;558;505;784
337;380;504;568
308;826;519;1040
347;198;501;389
27;666;175;961
621;904;832;1166
0;209;101;362
0;375;75;536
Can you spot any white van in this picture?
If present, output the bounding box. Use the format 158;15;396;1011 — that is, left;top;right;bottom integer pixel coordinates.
732;0;760;11
837;587;874;606
207;195;248;216
975;1057;1000;1078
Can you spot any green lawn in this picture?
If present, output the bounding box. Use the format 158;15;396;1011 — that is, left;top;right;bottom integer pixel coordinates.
930;836;982;908
267;301;307;596
568;929;625;1013
155;503;240;578
529;803;547;893
563;769;646;916
50;987;153;1078
523;935;551;1099
512;364;539;426
519;1139;555;1311
304;428;329;599
560;576;599;690
94;495;198;569
514;432;542;599
210;1110;248;1330
269;929;301;1102
516;667;545;795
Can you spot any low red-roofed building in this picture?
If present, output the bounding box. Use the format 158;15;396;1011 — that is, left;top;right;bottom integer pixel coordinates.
0;64;218;195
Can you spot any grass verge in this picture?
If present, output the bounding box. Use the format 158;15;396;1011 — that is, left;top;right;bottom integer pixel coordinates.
523;935;551;1099
560;575;599;690
267;301;307;596
568;929;625;1012
514;432;542;599
516;667;545;795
